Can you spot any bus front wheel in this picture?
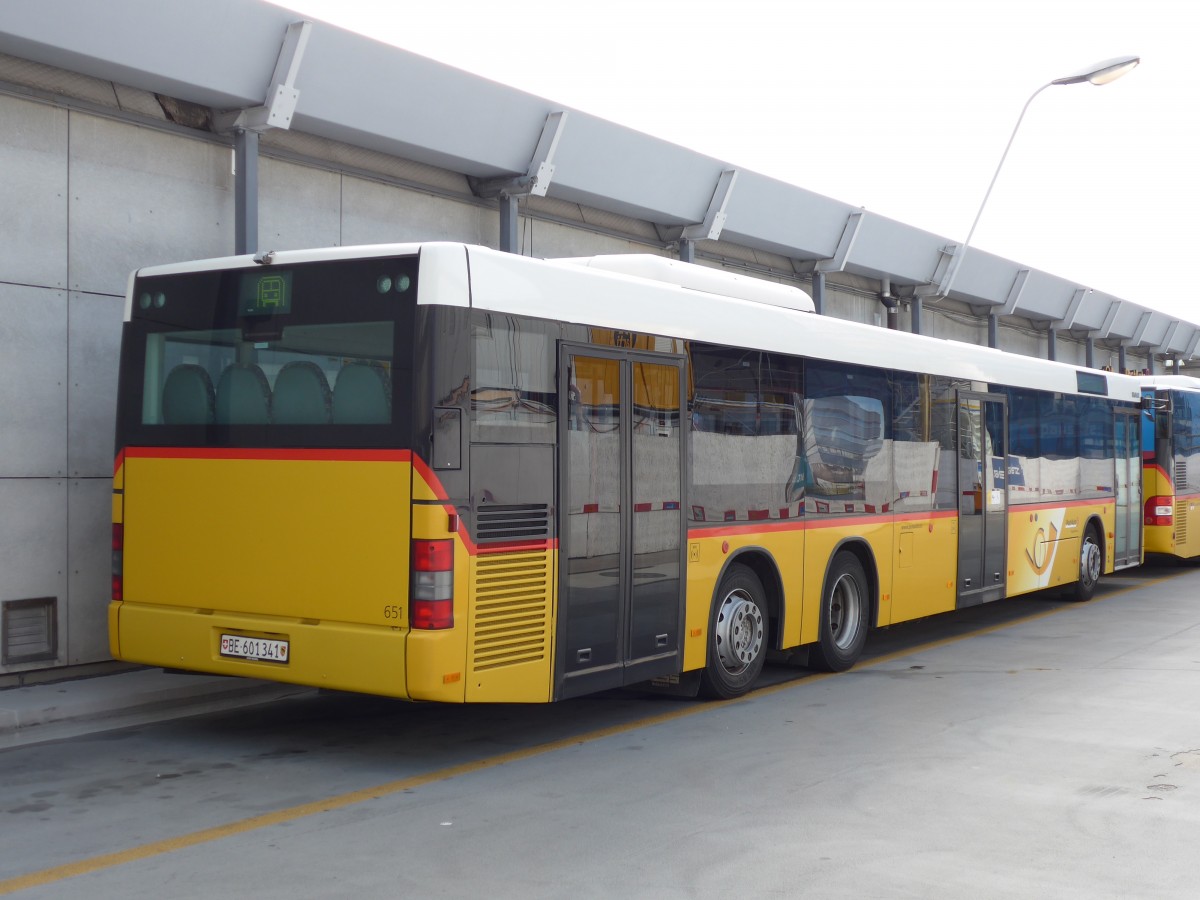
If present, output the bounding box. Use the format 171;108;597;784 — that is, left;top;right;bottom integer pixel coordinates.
810;551;870;672
699;564;768;699
1072;525;1103;602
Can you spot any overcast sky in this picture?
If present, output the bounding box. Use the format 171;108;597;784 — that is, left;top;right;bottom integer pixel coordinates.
274;0;1195;323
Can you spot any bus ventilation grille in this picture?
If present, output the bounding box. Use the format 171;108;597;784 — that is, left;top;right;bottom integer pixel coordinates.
472;551;551;671
475;504;550;543
1177;499;1188;544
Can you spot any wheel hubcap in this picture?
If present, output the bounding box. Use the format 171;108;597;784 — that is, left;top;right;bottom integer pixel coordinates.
714;590;764;674
829;574;862;651
1081;539;1101;585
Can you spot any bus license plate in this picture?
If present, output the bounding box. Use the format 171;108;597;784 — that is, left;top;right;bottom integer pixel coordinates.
220;634;289;663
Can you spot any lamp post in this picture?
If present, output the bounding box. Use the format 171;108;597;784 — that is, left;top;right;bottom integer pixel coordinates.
938;55;1140;300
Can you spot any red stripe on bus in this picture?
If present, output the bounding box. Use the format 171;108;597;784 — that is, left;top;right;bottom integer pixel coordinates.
118;447;412;464
1144;462;1171;485
1012;497;1116;512
692;519;807;539
691;507;960;539
476;540;558;555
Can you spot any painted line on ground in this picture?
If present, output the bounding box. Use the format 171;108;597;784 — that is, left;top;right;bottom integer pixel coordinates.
0;569;1186;895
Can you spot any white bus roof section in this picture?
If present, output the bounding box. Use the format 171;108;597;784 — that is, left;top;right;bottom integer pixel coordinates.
465;247;1143;403
559;255;814;313
127;241;1144;401
3;0;1194;356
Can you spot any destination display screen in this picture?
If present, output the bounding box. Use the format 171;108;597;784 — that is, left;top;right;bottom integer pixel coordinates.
238;270;294;315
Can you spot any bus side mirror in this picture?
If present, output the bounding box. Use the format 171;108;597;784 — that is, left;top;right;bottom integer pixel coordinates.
1141;395;1169;412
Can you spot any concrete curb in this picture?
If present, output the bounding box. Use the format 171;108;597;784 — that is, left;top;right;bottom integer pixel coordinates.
0;668;314;749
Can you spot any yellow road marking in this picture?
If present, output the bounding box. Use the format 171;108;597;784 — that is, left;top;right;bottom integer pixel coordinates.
0;570;1184;895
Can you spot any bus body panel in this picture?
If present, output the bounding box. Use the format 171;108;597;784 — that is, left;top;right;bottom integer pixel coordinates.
888;511;959;625
1005;500;1114;596
464;545;557;703
113;602;409;696
113;450;414;697
121;451;411;623
1149;492;1200;558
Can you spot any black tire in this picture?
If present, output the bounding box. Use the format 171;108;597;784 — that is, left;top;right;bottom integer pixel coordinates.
699;564;768;699
1071;524;1103;602
810;550;870;672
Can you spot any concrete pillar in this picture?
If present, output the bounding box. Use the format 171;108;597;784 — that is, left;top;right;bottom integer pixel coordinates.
234;129;259;255
811;271;825;316
499;194;519;253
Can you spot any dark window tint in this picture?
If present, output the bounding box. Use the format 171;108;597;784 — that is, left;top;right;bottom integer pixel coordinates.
470;313;557;444
117;256;417;449
803;361;890;513
689;345;803;523
1172;391;1200;492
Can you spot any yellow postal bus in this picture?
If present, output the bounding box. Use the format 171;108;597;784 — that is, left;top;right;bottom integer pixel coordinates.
110;244;1144;702
1139;375;1200;560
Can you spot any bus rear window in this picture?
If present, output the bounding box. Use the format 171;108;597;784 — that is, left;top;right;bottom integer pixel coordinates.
144;322;395;426
117;255;417;446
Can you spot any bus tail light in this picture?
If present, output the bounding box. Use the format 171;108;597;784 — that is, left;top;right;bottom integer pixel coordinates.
411;539;454;630
112;523;124;602
1145;496;1174;527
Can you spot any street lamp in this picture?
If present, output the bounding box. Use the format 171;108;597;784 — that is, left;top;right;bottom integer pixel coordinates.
939;55;1140;299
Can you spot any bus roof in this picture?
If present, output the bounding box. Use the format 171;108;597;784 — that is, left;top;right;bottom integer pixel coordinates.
465;246;1143;403
128;242;1143;403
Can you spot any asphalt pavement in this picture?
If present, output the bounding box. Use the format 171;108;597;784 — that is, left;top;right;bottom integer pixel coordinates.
0;560;1186;751
0;666;313;750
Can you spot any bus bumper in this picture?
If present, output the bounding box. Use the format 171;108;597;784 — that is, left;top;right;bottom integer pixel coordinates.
109;601;410;699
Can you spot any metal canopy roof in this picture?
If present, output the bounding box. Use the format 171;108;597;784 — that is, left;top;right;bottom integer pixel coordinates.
1;0;1193;357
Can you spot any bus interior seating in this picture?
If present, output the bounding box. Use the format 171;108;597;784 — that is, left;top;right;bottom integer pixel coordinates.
162;364;215;424
271;361;332;424
332;363;391;424
215;363;271;425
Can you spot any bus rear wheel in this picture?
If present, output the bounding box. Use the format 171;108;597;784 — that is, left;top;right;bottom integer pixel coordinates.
699;564;768;699
1072;525;1103;602
810;551;870;672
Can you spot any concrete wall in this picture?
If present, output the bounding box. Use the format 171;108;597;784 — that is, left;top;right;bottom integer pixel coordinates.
0;64;1151;676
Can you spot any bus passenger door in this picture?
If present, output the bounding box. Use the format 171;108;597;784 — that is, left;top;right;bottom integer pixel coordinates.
1112;408;1143;568
556;346;687;699
957;393;1007;607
